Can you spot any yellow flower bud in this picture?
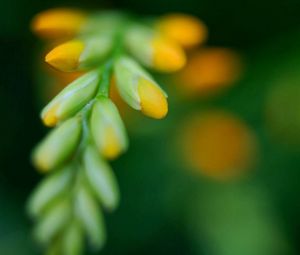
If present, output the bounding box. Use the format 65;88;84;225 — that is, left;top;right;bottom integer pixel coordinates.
32;117;82;172
45;40;84;72
114;56;168;119
45;35;112;72
137;78;168;119
41;71;99;126
90;98;128;159
125;25;186;72
31;8;86;39
151;37;186;72
157;13;208;48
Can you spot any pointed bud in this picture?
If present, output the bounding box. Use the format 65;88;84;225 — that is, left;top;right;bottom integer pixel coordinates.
114;56;168;119
27;165;73;218
78;35;113;69
41;71;99;126
34;198;71;244
125;25;186;72
137;77;168;119
62;220;84;255
31;8;86;39
45;35;112;72
157;13;208;48
32;117;82;172
45;40;84;72
83;146;120;210
75;185;106;250
90;98;128;159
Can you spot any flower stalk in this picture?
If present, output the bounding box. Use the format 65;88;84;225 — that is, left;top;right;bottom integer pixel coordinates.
29;8;206;255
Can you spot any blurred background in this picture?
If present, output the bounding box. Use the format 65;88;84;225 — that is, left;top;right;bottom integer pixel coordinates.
1;0;300;254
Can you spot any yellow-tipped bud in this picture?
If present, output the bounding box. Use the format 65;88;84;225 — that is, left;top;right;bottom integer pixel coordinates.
41;71;99;126
151;37;186;72
45;40;84;72
125;25;186;72
114;56;169;119
45;35;112;72
31;8;86;39
90;98;128;160
32;117;82;172
43;103;59;127
137;78;168;119
157;14;208;48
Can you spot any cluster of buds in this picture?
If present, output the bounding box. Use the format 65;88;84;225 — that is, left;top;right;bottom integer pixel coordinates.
28;8;206;255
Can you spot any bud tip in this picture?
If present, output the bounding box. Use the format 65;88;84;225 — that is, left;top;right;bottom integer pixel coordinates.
137;78;168;119
45;40;84;72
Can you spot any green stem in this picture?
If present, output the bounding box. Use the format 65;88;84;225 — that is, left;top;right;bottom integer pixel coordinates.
96;60;114;98
74;100;95;158
73;17;129;163
96;19;129;98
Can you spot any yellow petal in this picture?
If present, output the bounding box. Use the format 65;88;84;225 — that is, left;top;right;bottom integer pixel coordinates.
178;48;242;96
152;37;186;72
157;14;207;48
45;40;84;72
179;111;258;181
31;8;86;39
137;78;168;119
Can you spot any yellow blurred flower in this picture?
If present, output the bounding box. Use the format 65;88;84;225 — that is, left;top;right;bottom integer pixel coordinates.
177;47;243;97
31;8;87;39
157;13;208;48
125;25;186;72
179;110;258;181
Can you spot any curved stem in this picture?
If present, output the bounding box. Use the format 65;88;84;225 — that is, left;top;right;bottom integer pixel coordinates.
96;60;114;98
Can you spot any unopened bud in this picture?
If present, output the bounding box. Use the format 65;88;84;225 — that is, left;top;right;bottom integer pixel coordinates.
32;117;82;172
41;71;99;126
114;56;168;119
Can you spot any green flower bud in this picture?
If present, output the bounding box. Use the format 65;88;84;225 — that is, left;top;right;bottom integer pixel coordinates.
83;146;120;211
45;241;61;255
114;56;168;119
41;71;99;127
62;220;84;255
80;11;126;35
124;24;186;72
27;165;73;218
124;25;154;67
34;198;71;244
32;117;82;172
78;34;113;69
75;185;106;250
90;97;128;159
